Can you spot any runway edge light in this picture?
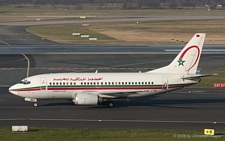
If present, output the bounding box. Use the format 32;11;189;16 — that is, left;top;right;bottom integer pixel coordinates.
204;129;214;135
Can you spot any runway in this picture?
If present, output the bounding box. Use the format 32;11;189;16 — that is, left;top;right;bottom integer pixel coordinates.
1;15;225;26
0;15;225;130
0;53;224;129
0;51;224;130
1;87;225;129
0;45;225;54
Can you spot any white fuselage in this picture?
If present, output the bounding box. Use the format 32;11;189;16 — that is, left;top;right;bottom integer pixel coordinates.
8;33;206;107
9;72;198;100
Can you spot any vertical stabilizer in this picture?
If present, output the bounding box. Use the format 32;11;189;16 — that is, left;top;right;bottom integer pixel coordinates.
147;33;206;74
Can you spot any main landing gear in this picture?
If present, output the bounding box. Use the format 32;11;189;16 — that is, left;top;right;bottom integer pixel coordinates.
102;100;114;108
107;101;114;108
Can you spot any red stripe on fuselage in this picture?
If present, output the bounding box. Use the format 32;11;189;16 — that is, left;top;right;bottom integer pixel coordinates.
12;86;183;92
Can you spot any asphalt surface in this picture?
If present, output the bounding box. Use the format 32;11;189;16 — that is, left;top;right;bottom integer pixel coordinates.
0;53;224;130
0;15;225;130
1;15;225;26
0;45;225;54
0;26;60;45
1;15;225;46
1;87;225;129
0;53;224;86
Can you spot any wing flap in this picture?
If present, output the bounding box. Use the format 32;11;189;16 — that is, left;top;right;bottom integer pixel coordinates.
89;90;144;99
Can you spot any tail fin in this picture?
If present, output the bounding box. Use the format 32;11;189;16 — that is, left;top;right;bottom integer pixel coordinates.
147;33;206;74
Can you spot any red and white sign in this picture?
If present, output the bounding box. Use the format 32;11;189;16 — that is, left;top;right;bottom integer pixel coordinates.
82;24;89;27
214;83;225;88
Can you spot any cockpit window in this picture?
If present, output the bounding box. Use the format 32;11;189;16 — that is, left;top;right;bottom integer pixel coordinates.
19;80;31;85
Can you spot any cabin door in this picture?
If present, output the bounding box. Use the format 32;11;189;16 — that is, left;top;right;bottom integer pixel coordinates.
162;77;168;89
40;77;47;90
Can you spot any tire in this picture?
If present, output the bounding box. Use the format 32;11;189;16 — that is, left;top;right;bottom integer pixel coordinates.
107;101;114;108
34;103;38;107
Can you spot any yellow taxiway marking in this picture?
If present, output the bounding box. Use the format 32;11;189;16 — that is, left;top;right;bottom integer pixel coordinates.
0;40;10;46
21;53;30;78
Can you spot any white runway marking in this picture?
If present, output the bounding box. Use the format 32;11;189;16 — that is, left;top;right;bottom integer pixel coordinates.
0;118;224;124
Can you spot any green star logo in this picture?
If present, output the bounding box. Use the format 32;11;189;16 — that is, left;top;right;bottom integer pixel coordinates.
177;59;185;66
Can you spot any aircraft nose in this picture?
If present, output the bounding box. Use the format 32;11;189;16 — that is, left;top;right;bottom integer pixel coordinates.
9;85;17;95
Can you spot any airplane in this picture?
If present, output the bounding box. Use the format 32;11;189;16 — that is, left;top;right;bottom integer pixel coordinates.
9;33;211;107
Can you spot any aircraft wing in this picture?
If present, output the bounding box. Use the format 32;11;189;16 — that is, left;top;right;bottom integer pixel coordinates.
84;90;145;99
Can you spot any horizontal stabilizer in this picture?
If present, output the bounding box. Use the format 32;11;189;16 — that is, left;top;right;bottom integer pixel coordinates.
182;74;216;80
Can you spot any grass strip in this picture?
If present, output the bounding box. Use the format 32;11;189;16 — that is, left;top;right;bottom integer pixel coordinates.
26;19;225;45
191;71;225;88
26;24;120;45
0;128;224;141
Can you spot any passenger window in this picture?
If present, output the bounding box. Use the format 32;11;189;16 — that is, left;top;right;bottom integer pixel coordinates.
74;82;76;85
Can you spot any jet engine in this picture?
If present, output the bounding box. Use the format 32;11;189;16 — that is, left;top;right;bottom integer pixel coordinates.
73;93;100;105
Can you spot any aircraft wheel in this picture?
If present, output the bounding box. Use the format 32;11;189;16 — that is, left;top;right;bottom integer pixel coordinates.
34;103;38;107
107;101;114;108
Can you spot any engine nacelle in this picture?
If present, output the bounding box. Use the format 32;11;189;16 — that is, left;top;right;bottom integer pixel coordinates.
73;93;99;105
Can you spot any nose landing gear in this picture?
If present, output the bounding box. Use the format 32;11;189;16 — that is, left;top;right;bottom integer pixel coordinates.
25;98;38;107
33;102;38;107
